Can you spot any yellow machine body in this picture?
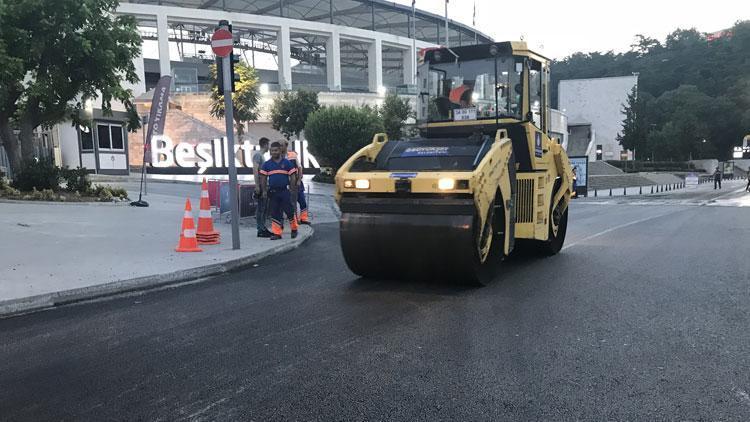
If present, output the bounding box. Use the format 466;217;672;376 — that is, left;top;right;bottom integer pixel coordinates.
335;42;573;283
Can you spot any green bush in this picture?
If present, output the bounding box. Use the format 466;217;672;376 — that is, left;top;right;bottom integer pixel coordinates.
89;184;128;201
0;178;20;197
11;159;61;191
380;93;415;141
62;167;91;193
311;173;335;184
304;106;384;169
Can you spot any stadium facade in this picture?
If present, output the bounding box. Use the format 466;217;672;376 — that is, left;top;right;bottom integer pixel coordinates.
47;0;496;175
122;0;493;95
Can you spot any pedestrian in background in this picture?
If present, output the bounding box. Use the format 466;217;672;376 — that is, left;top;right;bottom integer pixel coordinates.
282;139;311;225
713;166;722;190
746;169;750;192
252;137;272;238
259;141;299;240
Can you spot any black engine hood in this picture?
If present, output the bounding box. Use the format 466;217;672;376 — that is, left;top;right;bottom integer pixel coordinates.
371;136;493;172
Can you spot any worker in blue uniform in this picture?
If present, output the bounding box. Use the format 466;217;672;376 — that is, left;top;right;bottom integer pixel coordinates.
259;141;299;240
282;140;311;225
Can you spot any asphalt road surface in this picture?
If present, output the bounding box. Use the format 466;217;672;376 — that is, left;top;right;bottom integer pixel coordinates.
2;183;750;421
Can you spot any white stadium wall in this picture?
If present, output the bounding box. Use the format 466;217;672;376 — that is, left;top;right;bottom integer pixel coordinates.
558;75;637;161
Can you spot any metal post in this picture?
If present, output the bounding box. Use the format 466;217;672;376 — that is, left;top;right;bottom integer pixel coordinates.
142;115;148;196
444;0;449;47
220;24;241;250
130;115;149;207
412;0;416;84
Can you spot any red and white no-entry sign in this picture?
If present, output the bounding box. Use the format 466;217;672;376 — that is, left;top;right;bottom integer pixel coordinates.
211;28;233;57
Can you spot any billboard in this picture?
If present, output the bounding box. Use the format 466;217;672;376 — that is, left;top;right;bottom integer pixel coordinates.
569;156;588;197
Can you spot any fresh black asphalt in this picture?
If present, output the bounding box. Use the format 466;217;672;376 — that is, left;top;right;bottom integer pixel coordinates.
1;186;750;421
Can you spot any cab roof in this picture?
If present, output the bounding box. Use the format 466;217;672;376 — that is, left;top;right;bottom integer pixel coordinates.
422;41;550;65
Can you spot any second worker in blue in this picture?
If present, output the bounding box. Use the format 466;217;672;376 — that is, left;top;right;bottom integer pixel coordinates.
259;141;299;240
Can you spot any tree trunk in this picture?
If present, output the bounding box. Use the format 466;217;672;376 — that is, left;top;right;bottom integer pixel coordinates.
18;116;37;162
0;116;22;175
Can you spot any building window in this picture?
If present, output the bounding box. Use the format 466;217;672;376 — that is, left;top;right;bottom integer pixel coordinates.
80;126;94;151
96;123;124;151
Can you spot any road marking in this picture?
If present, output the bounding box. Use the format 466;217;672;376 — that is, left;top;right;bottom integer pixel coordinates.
562;208;685;251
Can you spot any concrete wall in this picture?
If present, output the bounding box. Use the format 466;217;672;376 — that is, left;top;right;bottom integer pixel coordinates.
732;159;750;173
549;108;568;150
58;123;81;169
558;75;637;161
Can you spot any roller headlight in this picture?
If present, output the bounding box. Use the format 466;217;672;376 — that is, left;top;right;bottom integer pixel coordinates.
354;179;370;189
437;178;455;190
344;179;370;189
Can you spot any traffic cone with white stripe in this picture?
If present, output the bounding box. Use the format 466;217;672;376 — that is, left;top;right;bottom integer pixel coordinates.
176;198;203;252
196;178;220;245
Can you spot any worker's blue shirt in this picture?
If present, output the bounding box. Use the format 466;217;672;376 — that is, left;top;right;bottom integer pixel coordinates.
261;158;297;191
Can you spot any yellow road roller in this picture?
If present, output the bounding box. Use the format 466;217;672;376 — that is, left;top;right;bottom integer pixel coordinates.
335;42;574;283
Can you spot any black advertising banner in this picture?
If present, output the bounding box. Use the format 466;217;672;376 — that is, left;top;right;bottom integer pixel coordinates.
144;75;172;163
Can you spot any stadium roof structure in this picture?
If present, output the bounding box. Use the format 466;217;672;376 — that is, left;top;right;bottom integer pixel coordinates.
123;0;492;46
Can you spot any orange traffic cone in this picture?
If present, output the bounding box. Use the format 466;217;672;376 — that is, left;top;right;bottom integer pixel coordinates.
196;178;220;245
176;198;203;252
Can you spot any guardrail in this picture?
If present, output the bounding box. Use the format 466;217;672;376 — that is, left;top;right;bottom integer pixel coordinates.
587;175;747;198
590;183;686;197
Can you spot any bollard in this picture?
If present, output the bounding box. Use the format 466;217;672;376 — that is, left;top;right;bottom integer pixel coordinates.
609;188;612;196
594;189;597;197
639;186;642;195
623;187;627;196
650;186;654;194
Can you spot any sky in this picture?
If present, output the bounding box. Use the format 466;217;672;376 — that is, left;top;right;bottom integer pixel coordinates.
399;0;750;59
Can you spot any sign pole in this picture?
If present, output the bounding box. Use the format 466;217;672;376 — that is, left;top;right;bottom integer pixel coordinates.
223;55;240;250
214;21;240;250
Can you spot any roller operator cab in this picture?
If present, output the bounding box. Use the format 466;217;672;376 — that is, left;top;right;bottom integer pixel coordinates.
335;42;574;284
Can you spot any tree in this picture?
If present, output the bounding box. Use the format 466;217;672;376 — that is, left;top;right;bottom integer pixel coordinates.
209;61;261;141
304;106;384;169
617;87;653;159
0;0;142;175
552;20;750;160
270;90;320;140
379;93;415;140
630;34;661;56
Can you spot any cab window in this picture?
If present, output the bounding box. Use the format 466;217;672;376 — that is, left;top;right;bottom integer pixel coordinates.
528;60;543;129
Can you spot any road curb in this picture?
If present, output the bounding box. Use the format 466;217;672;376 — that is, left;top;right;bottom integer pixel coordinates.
90;175;201;186
0;197;129;206
0;227;314;318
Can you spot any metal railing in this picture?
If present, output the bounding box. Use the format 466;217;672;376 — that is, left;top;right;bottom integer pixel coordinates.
0;145;11;178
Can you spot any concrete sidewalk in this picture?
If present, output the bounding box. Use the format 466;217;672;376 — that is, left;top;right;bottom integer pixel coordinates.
0;185;312;316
